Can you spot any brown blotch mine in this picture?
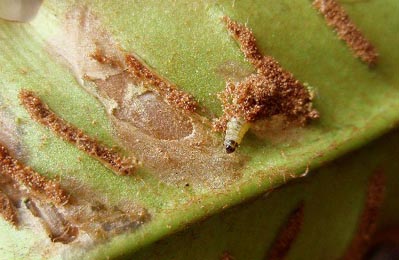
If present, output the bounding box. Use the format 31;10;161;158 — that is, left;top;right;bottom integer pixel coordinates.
313;0;378;65
0;143;69;205
48;6;243;189
342;169;386;260
214;17;319;132
0;189;18;226
92;68;243;187
93;72;194;141
19;90;138;176
265;202;305;260
125;54;198;112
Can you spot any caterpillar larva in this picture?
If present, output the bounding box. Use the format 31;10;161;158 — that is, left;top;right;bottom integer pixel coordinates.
224;117;250;153
217;17;319;153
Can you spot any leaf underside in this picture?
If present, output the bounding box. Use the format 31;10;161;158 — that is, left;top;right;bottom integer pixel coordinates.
0;0;398;259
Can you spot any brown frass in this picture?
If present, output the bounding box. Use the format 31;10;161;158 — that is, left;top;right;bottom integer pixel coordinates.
214;17;319;132
265;202;305;260
313;0;378;65
125;55;198;112
0;144;69;205
90;48;123;68
19;90;138;176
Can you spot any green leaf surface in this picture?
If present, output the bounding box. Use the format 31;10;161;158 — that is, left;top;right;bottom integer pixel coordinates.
130;128;399;260
0;0;398;259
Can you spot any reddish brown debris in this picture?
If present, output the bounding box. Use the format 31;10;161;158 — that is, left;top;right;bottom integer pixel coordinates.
90;48;123;68
0;189;18;225
0;144;69;205
125;55;198;112
313;0;378;65
342;169;386;260
214;17;319;132
265;202;305;260
19;90;138;176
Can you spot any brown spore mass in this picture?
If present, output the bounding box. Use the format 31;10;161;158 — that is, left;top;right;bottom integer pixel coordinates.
342;169;386;260
0;189;18;225
19;90;138;176
0;143;69;205
223;17;263;66
214;17;318;132
313;0;378;65
265;202;305;260
125;54;198;112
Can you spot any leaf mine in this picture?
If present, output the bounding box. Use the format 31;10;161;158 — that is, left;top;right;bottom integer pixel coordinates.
47;6;244;188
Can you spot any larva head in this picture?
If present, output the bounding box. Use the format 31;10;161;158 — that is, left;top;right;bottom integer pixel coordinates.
225;140;239;154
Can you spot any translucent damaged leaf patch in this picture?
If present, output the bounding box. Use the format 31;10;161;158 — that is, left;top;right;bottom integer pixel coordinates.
0;97;23;158
47;6;244;188
0;143;150;258
93;72;193;141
